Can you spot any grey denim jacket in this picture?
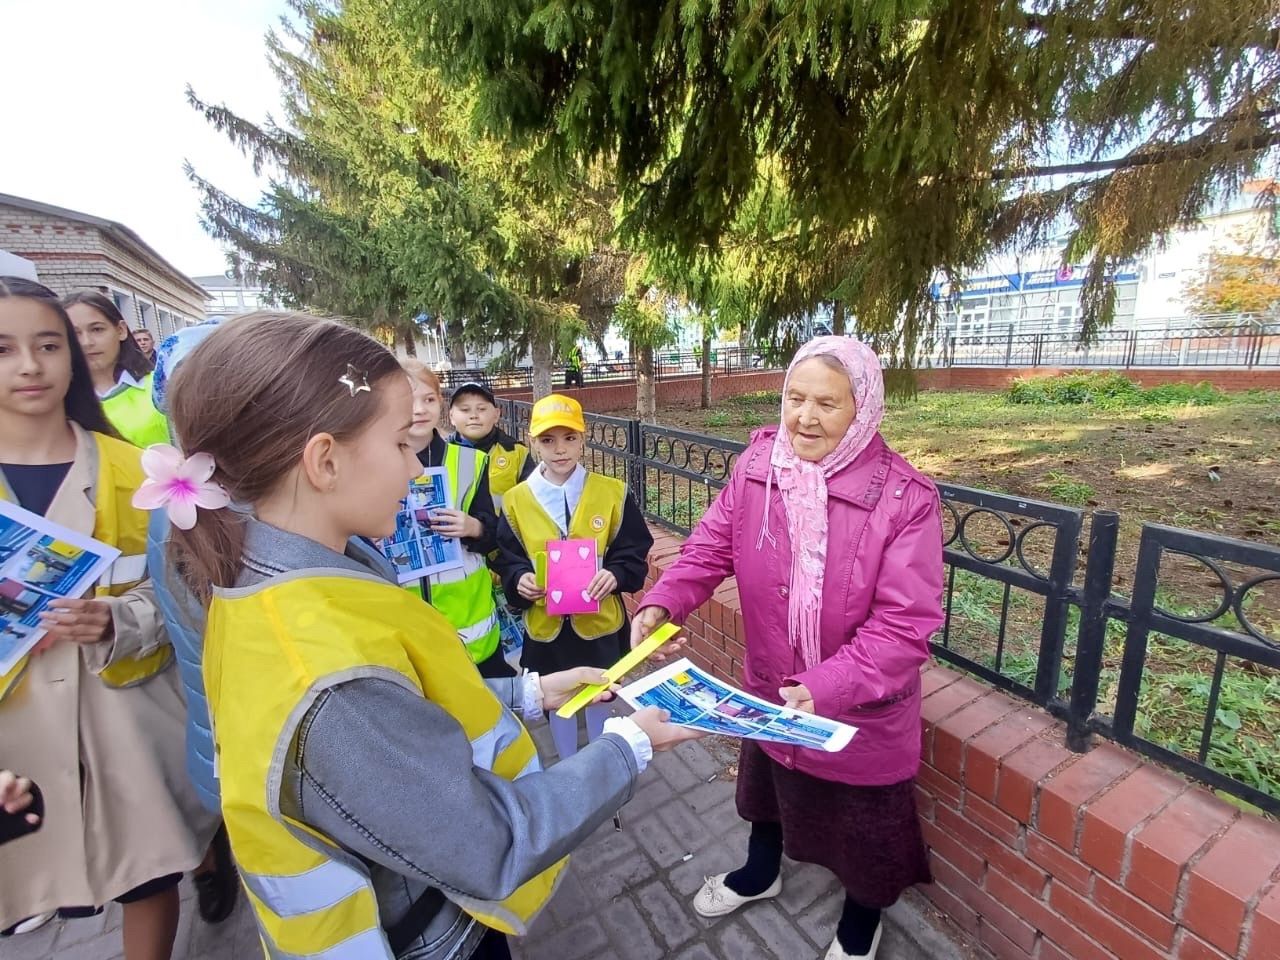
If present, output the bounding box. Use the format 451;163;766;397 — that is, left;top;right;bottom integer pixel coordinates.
235;519;640;960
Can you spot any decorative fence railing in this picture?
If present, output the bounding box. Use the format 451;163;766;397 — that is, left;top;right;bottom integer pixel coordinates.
500;399;1280;814
928;321;1280;369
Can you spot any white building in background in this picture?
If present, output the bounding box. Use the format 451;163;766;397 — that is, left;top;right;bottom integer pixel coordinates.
192;272;278;316
1;193;206;334
933;187;1277;344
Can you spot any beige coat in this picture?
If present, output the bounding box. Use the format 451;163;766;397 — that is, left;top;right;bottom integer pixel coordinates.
0;427;217;927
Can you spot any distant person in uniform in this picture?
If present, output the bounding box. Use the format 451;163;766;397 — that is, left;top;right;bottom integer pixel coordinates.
564;343;584;389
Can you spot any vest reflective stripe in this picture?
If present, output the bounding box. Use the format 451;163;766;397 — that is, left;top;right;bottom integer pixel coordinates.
426;444;500;664
101;374;169;449
457;610;499;644
263;928;391;960
429;546;486;584
0;431;172;702
241;861;367;918
207;572;564;956
469;706;528;771
503;474;627;642
101;553;147;589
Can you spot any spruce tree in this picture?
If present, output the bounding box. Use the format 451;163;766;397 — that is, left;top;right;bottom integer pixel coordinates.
415;0;1279;373
189;0;630;396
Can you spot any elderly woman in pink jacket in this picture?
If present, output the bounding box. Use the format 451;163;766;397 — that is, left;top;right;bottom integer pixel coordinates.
633;337;944;960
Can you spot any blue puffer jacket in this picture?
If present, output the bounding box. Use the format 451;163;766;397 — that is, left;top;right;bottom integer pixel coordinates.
146;321;224;813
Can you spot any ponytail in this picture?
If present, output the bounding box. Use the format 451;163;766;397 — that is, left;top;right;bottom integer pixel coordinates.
172;507;249;605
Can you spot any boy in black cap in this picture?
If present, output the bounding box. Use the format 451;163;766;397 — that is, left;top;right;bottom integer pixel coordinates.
448;382;535;510
449;381;537;670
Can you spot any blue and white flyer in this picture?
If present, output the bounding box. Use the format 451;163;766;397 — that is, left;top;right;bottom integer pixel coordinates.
0;499;121;675
618;658;857;752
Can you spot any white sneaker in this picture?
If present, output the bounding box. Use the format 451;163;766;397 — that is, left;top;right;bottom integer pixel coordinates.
11;912;55;935
824;921;882;960
691;873;782;918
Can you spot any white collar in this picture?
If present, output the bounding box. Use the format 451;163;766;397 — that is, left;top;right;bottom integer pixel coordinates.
98;369;142;400
527;463;587;535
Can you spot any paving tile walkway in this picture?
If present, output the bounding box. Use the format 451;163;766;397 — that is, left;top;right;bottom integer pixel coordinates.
4;723;976;959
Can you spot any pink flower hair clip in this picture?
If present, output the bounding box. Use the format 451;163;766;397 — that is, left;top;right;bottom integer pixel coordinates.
131;444;232;530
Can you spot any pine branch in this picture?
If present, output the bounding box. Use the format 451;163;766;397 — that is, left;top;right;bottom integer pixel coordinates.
1018;11;1280;51
989;132;1280;180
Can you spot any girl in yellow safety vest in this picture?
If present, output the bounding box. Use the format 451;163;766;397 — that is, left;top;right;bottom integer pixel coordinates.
0;277;216;957
62;291;167;449
161;313;696;960
493;393;655;762
400;361;513;678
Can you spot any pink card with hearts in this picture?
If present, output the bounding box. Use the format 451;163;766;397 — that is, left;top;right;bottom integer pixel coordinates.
544;538;600;615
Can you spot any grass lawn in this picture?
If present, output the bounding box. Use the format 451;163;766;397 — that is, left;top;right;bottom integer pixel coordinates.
610;377;1280;810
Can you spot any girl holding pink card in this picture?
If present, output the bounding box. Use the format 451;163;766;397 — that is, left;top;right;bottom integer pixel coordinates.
495;394;653;761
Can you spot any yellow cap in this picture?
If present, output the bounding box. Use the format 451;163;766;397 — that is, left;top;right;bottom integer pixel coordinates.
529;393;586;436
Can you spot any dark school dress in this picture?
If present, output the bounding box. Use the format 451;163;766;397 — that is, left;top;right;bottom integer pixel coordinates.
735;740;932;908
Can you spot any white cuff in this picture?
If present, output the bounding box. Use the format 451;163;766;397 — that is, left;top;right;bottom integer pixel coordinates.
521;672;544;721
603;716;653;774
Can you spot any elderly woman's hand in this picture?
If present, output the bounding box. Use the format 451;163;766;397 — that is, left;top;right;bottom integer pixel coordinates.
779;683;815;714
631;605;687;661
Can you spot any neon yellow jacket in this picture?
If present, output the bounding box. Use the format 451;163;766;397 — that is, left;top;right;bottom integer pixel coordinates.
101;373;168;448
205;570;565;957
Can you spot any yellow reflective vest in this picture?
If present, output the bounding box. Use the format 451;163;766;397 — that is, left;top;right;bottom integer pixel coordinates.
101;374;169;449
0;431;172;702
486;443;529;512
205;570;565;958
502;473;627;642
407;443;501;664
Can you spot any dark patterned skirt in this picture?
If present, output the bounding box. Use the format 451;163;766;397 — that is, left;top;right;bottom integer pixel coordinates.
735;740;932;908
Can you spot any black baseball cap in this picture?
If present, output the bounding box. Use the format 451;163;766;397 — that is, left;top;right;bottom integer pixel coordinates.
449;381;497;407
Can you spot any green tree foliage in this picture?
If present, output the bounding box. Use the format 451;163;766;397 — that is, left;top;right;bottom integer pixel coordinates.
414;0;1279;372
189;0;629;395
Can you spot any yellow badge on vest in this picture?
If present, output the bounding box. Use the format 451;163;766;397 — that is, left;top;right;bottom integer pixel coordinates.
496;456;509;468
590;515;606;531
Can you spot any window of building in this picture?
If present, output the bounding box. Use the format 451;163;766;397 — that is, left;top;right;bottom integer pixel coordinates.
137;300;156;336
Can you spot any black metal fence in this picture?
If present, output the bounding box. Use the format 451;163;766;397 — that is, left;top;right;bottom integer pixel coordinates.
500;398;1280;814
930;321;1280;369
440;346;769;394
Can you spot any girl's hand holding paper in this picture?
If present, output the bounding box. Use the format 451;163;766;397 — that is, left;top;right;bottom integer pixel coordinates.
36;598;114;651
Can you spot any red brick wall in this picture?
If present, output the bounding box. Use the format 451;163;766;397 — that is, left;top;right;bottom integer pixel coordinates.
495;365;1278;410
493;370;785;412
917;366;1280;392
632;526;1280;960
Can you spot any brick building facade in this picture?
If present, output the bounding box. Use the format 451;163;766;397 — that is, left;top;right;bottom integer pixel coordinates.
0;193;206;336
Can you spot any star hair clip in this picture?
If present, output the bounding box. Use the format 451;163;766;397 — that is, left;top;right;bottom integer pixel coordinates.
339;363;371;397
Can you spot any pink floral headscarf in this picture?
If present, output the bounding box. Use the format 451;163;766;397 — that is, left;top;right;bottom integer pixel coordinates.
757;337;886;667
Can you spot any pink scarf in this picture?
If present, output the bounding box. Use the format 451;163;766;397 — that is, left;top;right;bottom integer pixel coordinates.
756;337;886;668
